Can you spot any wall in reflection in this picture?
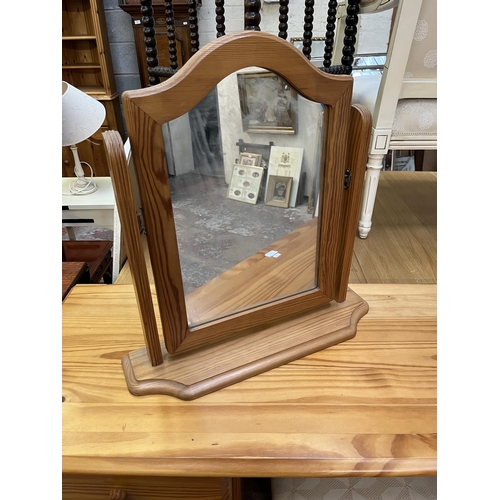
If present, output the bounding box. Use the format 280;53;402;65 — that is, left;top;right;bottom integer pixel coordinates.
162;89;223;178
217;68;323;201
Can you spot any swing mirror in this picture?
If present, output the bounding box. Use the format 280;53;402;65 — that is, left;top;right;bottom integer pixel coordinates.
123;32;356;355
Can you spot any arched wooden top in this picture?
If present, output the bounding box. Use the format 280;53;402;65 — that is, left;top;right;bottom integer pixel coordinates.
122;30;353;124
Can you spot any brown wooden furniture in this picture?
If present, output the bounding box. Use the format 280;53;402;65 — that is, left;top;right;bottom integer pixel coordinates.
62;282;437;499
62;262;90;300
118;0;201;88
62;0;125;177
103;29;372;399
62;240;113;284
138;0;360;88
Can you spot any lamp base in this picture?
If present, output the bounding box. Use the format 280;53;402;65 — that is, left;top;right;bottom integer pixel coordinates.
68;176;98;195
68;144;98;195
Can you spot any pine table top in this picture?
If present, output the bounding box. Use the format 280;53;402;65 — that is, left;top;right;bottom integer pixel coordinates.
62;283;436;478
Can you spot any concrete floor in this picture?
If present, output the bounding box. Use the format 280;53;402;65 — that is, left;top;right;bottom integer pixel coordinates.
169;172;313;293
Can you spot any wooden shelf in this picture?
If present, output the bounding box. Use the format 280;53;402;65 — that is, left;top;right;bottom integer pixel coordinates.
75;85;107;94
95;92;120;100
62;0;96;37
62;63;101;69
62;0;117;98
62;35;97;41
62;0;125;177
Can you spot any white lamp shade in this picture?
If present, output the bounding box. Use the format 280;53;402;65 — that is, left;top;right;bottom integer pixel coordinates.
62;81;106;147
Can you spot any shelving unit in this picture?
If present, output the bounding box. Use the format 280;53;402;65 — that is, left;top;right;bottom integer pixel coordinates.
62;0;125;177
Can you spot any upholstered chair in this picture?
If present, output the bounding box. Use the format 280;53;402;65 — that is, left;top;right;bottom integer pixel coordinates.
349;0;437;238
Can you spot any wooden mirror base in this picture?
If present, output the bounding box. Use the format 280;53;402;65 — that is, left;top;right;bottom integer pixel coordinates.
122;288;368;400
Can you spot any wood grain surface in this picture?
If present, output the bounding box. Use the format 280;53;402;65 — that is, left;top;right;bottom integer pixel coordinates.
62;283;436;478
122;30;362;354
62;473;229;500
62;262;88;301
350;172;437;284
184;219;318;327
103;129;163;366
122;287;368;400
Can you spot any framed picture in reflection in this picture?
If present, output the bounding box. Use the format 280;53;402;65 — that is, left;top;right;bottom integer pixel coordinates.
237;71;297;134
239;152;262;166
267;146;304;208
227;164;264;205
265;175;293;208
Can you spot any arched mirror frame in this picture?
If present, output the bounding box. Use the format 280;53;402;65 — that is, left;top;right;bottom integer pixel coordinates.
122;31;361;356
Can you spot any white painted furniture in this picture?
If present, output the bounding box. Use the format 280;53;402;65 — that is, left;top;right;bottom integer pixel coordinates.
62;176;123;282
331;0;399;67
335;0;437;238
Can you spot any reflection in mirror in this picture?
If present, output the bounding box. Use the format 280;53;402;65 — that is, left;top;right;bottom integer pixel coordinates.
163;68;325;328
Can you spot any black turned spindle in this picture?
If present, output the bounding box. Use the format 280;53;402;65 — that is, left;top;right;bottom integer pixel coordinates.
148;65;177;78
278;0;289;40
164;0;178;70
188;0;200;53
302;0;315;59
341;0;360;72
215;0;226;37
140;0;160;86
244;0;261;31
320;64;350;75
323;0;338;68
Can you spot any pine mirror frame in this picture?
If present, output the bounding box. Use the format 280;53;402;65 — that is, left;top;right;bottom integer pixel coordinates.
122;31;362;355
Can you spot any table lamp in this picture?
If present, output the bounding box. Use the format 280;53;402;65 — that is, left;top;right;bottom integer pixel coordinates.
62;81;105;195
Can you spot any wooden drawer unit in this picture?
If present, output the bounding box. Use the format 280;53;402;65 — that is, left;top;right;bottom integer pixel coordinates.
62;475;238;500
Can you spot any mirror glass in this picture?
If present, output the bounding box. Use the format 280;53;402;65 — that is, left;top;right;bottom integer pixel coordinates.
163;68;325;328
